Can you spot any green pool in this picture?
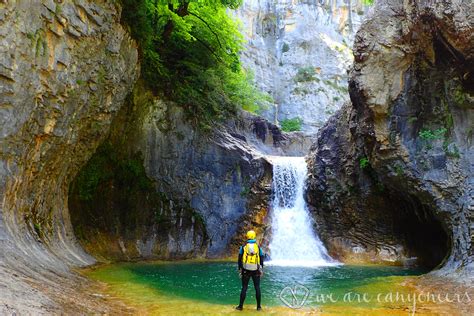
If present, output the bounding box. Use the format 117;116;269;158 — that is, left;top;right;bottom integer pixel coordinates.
86;261;428;312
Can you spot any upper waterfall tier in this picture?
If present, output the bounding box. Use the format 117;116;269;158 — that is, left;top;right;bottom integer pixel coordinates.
267;156;337;267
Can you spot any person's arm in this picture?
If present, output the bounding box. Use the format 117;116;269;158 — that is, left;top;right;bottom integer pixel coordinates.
238;246;243;270
258;247;264;276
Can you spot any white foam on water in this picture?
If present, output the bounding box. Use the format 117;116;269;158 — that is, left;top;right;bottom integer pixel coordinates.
266;156;339;268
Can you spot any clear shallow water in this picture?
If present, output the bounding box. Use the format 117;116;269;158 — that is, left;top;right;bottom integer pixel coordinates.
87;262;427;308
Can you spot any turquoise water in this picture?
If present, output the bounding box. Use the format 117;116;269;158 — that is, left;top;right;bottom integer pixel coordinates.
101;262;426;307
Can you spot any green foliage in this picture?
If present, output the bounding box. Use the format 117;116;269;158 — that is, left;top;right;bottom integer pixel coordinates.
120;0;152;44
419;128;447;141
445;112;454;129
97;65;107;83
363;0;375;5
55;3;62;15
452;85;468;108
325;108;335;115
33;30;47;58
33;222;43;238
407;116;417;124
334;45;344;53
443;142;461;159
120;0;268;127
293;86;310;95
74;142;153;201
280;117;302;132
294;66;317;82
240;186;250;197
359;157;370;169
394;164;404;177
24;210;52;240
418;128;447;150
223;69;271;114
282;42;290;53
324;79;348;93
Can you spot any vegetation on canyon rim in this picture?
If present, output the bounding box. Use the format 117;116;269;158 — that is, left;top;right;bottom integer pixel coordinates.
120;0;271;129
280;117;303;132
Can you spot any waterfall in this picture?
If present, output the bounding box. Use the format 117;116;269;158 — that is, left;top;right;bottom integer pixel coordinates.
267;156;337;267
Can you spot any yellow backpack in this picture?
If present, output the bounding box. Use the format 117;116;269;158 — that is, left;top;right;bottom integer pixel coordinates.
242;243;260;271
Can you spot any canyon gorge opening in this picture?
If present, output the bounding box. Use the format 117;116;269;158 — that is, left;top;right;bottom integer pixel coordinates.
0;0;472;314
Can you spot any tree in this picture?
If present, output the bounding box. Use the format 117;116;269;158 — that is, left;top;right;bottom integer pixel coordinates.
120;0;270;128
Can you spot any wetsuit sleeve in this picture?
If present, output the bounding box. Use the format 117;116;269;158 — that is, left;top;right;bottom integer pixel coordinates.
259;247;264;267
238;246;243;270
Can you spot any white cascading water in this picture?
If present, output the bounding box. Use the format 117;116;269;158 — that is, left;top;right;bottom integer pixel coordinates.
267;156;337;267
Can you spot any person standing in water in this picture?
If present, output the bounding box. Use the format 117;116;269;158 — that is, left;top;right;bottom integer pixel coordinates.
236;230;264;311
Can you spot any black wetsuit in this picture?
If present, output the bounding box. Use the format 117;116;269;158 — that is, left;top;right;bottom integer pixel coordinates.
237;242;264;309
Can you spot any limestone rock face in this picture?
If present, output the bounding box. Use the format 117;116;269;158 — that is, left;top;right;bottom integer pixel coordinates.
0;0;138;312
234;0;369;133
306;0;473;277
69;83;302;260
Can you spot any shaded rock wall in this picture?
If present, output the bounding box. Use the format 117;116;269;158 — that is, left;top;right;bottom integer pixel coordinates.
69;83;299;260
0;0;138;312
68;139;209;261
307;0;472;276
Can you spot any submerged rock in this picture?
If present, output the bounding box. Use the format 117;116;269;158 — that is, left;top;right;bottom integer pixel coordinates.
306;0;473;278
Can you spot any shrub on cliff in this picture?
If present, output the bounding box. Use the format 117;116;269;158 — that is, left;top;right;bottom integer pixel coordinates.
280;117;302;132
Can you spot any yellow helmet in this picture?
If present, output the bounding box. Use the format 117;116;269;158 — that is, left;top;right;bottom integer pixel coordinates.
246;230;256;240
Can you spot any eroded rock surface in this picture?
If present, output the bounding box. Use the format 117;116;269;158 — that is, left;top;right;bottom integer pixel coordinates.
307;0;473;277
0;0;138;312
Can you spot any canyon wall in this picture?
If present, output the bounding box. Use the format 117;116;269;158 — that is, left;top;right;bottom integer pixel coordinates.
1;0;471;313
0;1;138;313
306;0;473;277
234;0;368;133
68;82;309;260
